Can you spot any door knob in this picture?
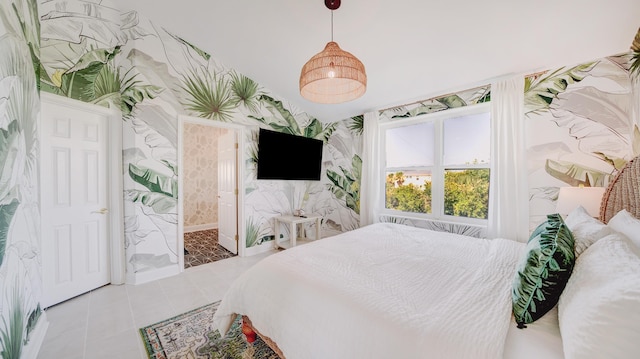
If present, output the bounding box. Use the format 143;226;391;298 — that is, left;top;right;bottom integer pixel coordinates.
92;208;109;215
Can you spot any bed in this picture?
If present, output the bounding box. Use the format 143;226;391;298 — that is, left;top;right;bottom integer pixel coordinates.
212;157;640;359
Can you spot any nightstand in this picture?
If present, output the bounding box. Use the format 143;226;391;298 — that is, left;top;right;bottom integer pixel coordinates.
273;215;322;250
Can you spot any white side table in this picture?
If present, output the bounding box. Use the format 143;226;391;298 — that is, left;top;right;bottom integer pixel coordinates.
273;215;322;249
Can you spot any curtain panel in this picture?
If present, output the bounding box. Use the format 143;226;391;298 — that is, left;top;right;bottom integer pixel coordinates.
488;76;529;241
360;111;381;227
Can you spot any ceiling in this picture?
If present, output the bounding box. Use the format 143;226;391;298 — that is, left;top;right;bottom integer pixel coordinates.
112;0;640;122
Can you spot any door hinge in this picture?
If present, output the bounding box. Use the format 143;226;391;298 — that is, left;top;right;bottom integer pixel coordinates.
234;142;238;149
234;188;238;195
234;234;239;242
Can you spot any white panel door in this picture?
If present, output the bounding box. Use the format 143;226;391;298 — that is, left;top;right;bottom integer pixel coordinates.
41;101;110;307
217;130;238;254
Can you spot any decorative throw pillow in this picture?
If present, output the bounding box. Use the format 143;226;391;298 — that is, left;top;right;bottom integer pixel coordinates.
607;209;640;249
564;206;613;256
512;214;575;328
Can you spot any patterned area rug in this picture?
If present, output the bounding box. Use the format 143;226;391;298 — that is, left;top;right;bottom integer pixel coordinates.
139;301;279;359
184;229;236;268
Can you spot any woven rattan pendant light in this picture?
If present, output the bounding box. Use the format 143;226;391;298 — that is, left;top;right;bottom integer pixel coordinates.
299;0;367;104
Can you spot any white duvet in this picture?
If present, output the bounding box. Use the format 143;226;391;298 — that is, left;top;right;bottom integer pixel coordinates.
213;223;525;359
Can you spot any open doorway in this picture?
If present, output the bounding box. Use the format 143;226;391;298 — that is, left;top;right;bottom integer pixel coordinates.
177;116;245;270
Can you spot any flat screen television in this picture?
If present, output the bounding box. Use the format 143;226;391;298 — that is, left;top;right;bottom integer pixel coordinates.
256;129;323;181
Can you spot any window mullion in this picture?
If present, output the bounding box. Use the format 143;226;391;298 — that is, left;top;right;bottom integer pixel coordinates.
378;127;387;212
433;118;444;218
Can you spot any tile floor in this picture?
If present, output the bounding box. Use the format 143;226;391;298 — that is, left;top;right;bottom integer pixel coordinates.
37;250;277;359
183;229;236;268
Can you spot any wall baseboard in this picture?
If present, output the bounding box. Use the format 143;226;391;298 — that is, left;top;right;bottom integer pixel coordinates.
126;264;181;285
243;240;276;257
184;223;218;233
23;312;49;359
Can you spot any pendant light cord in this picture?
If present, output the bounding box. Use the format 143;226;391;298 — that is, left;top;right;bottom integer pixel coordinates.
331;10;334;42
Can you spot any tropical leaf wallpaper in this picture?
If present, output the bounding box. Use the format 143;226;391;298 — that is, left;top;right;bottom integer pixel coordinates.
0;0;638;354
378;84;491;121
0;0;43;356
525;54;640;229
37;0;363;277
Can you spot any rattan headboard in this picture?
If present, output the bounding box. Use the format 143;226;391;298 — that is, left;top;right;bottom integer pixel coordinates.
599;155;640;223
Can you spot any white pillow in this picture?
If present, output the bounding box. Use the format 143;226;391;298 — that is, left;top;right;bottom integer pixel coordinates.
607;209;640;248
558;233;640;359
564;205;613;256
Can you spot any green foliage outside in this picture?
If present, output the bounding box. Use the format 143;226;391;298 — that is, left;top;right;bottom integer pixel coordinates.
444;169;490;219
386;169;489;219
385;172;432;213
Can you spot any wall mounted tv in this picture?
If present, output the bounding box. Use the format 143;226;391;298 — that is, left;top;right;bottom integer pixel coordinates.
256;129;323;181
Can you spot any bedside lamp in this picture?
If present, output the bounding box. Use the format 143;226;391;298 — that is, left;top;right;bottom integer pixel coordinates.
556;186;606;217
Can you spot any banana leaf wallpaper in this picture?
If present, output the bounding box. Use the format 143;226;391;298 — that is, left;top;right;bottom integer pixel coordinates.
1;0;638;354
525;53;640;229
378;85;491;122
37;0;363;277
0;0;43;356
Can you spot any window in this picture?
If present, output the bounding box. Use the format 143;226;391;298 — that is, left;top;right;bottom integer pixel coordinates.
382;104;491;223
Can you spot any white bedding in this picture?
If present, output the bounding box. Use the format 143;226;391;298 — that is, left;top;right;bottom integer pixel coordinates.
504;307;564;359
213;223;540;358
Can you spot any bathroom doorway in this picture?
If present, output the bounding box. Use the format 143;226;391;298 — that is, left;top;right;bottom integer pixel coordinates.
177;116;245;269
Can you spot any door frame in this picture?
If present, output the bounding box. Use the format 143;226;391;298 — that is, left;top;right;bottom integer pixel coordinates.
40;92;126;285
177;115;246;271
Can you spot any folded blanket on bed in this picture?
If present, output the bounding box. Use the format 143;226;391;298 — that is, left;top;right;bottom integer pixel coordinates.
213;223;524;359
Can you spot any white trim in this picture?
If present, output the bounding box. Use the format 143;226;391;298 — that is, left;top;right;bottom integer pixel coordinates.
243;240;277;256
125;265;180;285
39;93;125;286
108;105;125;284
177;121;185;271
184;223;218;232
380;102;491;128
22;312;48;359
177;115;247;272
237;127;246;257
378;213;487;231
41;91;118;114
378;209;490;226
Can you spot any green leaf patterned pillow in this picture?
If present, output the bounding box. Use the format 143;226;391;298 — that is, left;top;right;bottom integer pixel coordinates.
512;213;575;328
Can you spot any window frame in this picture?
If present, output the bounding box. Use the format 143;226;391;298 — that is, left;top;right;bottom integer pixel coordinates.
379;102;491;226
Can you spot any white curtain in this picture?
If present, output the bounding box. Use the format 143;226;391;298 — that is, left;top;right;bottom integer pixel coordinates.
360;111;381;227
488;76;529;241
